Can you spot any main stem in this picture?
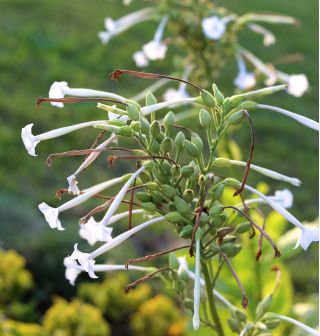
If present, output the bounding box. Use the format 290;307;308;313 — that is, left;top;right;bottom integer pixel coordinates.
201;261;225;336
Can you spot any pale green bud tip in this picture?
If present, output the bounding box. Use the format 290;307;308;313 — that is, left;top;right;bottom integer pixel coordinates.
199;108;212;128
165;212;183;222
213;158;231;167
224;178;240;187
200;90;216;107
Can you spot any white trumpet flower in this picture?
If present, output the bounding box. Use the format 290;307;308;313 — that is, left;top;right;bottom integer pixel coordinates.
245;185;319;250
224;158;301;186
98;8;155;44
241;189;294;209
48;81;128;108
106;209;144;226
202;15;236;40
71;216;165;278
143;16;168;61
265;313;319;336
193;234;201;330
257;104;319;131
277;72;309;97
79;218;113;246
248;23;276;46
141;97;197;115
234;54;256;90
64;256;154;286
67;134;118;195
38;176;123;230
21;121;103;157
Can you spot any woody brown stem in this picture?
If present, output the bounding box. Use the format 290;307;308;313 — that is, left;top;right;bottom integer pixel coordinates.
234;111;255;197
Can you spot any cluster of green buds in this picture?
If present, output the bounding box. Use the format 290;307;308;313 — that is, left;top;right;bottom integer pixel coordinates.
21;70;318;334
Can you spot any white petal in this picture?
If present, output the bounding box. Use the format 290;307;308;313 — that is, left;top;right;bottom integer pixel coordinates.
202;16;226;40
287;74;309;97
234;72;256;90
133;51;149;67
273;189;293;208
21;124;39;156
63;257;82;286
48;81;69;108
105;17;116;32
38;202;63;230
143;41;167;61
79;217;113;246
98;31;112;44
295;227;319;250
67;174;80;195
70;244;97;279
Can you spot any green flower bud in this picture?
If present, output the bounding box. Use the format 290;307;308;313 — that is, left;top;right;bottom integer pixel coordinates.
145;182;159;191
224;178;240;188
150;120;161;137
154;170;168;183
183;189;194;203
161;137;174;153
179;224;193;238
107;119;127;127
198;174;205;188
156;131;166;143
164;111;175;130
213;184;224;199
255;322;268;331
174;131;185;149
222;235;237;243
235;222;251;234
213;213;227;226
212;83;224;105
127;104;140;120
262;312;278;320
168;202;176;211
200;89;216;107
264;319;280;329
183;140;200;158
181;165;194;178
221;243;241;257
191;133;203;151
239;101;258;110
150;139;161;154
140;202;157;212
170;165;181;177
165;212;183;223
222;97;232;113
256;295;273;319
182;298;193;310
174;196;191;216
232;308;247;322
139;171;151;183
151;192;164;204
143;161;156;170
136;192;152;202
130;121;141;131
209;242;220;256
146;92;157;106
228;110;245;126
212;158;231;168
227;318;241;333
160;184;176;198
209;202;223;217
119;126;133;137
176;279;186;293
169;252;179;269
140;117;150;134
199;108;212;128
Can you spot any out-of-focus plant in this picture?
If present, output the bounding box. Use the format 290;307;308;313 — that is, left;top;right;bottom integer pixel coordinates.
21;65;319;335
42;297;111;336
131;294;186;336
0;250;37;322
78;272;152;320
98;1;309;98
0;320;42;336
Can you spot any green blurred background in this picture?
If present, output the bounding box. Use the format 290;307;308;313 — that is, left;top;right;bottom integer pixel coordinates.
0;0;318;335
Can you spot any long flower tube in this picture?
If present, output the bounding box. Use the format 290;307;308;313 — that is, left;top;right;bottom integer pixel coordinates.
214;158;301;186
244;185;319;250
177;257;235;310
234;54;256;90
64;257;155;286
256;104;319;131
21;121;105;157
192;233;201;330
67;134;118;195
48;81;128;107
38;176;123;230
248;23;276;46
98;7;155;44
71;216;165;278
141;97;198;115
265;313;319;336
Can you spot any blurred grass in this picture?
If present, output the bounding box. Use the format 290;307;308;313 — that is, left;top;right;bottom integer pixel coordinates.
0;0;318;304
